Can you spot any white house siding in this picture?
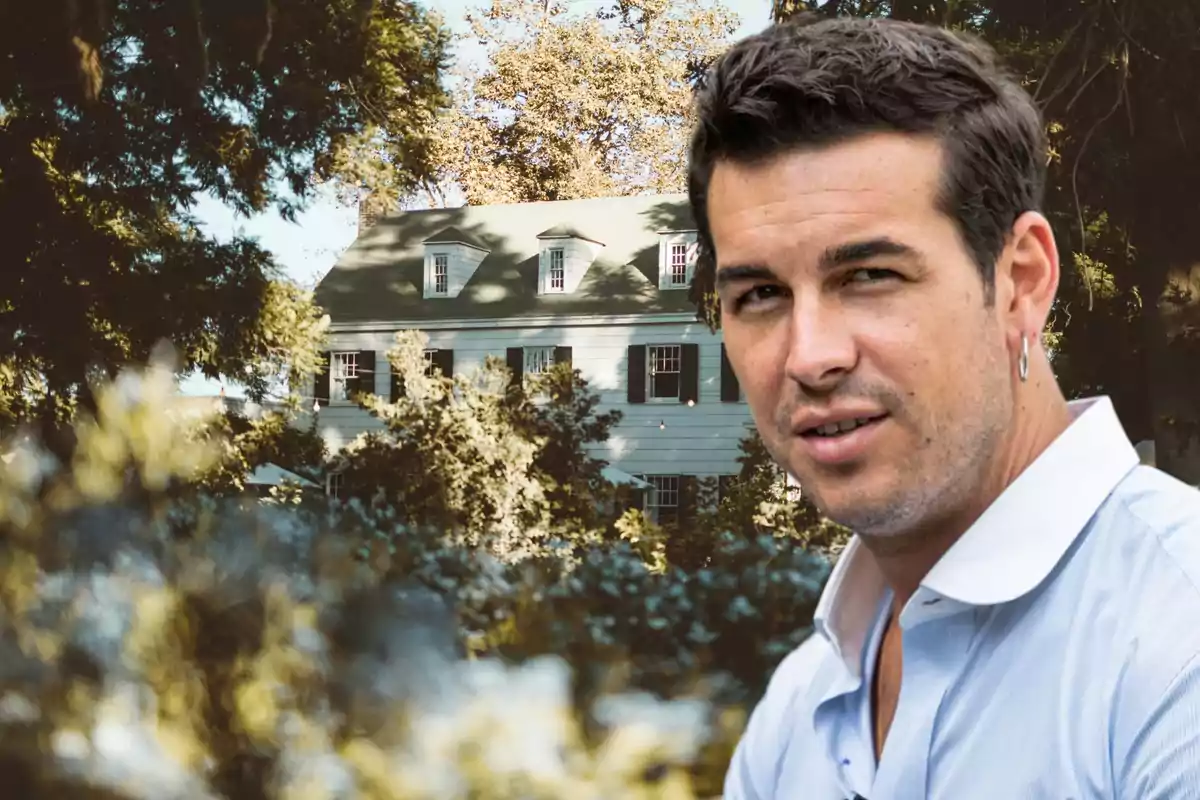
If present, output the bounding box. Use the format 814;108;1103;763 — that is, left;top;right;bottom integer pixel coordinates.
311;314;754;479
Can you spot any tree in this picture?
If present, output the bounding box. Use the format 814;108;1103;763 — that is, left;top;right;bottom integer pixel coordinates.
335;333;638;556
715;427;848;549
199;407;329;496
508;362;626;532
656;427;849;570
336;331;555;558
0;0;450;431
772;0;895;21
428;0;738;205
984;0;1200;481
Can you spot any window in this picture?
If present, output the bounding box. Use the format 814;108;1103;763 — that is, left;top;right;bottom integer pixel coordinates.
432;253;449;295
659;233;697;290
423;349;437;377
784;471;803;501
648;344;681;399
524;346;555;376
331;352;358;401
669;243;689;286
328;472;344;499
547;248;565;292
645;475;679;525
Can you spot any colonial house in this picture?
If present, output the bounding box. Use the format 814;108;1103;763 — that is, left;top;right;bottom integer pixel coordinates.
309;194;756;523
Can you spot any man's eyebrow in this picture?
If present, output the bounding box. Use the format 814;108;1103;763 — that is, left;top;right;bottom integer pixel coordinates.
714;264;776;289
819;237;916;270
714;238;918;289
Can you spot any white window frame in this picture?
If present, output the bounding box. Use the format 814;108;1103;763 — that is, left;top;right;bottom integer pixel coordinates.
327;471;344;499
330;351;358;402
668;243;689;287
545;247;566;294
524;346;555;376
423;349;438;377
647;344;682;401
643;475;680;525
658;232;697;290
423;250;452;297
432;253;449;294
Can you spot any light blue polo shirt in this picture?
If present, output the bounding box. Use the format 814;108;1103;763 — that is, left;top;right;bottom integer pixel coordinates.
725;397;1200;799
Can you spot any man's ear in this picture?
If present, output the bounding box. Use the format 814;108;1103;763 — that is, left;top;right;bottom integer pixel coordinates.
998;210;1059;349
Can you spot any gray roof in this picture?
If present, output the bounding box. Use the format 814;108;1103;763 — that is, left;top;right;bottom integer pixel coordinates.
422;226;488;250
536;223;603;244
315;194;698;323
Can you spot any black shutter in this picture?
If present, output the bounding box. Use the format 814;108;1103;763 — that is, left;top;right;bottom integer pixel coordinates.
553;346;575;399
680;343;700;404
678;475;698;526
390;370;405;402
718;475;734;503
314;351;331;408
506;347;524;388
720;344;740;402
627;345;646;403
433;348;454;378
356;350;376;398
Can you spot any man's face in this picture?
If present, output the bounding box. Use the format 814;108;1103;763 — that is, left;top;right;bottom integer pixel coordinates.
708;133;1014;537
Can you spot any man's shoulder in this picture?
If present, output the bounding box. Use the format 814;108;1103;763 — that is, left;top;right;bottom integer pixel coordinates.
1090;467;1200;735
1106;465;1200;581
1115;464;1200;519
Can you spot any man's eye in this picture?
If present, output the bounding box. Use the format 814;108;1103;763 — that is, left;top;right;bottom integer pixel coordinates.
734;285;785;309
847;268;899;284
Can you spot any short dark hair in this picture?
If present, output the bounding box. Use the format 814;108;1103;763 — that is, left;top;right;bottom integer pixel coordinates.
687;15;1047;306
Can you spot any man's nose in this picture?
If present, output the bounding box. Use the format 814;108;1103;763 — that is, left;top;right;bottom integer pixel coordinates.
783;301;857;393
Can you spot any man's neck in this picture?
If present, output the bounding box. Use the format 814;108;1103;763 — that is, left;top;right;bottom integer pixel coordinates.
863;376;1073;614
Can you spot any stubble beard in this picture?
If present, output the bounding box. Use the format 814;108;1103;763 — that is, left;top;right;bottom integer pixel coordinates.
768;389;1011;543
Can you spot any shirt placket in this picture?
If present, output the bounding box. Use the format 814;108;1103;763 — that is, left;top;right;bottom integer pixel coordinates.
869;603;977;799
811;594;893;798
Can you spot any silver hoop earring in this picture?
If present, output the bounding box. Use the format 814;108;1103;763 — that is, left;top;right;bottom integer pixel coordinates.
1018;334;1030;383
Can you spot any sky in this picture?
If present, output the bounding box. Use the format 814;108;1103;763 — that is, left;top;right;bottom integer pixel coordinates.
179;0;773;397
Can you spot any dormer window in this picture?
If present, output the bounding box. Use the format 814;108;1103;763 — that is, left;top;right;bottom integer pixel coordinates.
422;227;490;299
658;231;698;290
537;225;604;295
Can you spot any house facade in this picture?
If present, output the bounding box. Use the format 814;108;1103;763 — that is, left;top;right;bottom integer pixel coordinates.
310;194;756;522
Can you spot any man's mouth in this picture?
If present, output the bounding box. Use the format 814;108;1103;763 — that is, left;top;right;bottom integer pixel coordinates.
801;413;889;438
795;412;890;466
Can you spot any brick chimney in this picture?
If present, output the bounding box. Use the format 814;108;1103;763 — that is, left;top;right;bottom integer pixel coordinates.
357;187;380;236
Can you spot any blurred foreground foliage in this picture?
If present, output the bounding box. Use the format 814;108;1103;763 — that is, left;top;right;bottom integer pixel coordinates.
0;357;833;798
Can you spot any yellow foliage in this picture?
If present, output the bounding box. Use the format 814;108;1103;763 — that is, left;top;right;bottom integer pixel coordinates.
0;361;739;798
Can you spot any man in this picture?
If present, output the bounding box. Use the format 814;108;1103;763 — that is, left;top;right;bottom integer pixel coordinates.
687;15;1200;800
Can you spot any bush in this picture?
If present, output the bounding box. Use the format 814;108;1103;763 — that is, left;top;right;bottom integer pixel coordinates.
648;428;851;572
337;332;644;557
0;357;834;797
198;407;328;496
338;332;560;558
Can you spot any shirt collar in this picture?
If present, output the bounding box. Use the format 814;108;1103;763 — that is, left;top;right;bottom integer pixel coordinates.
813;396;1140;677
